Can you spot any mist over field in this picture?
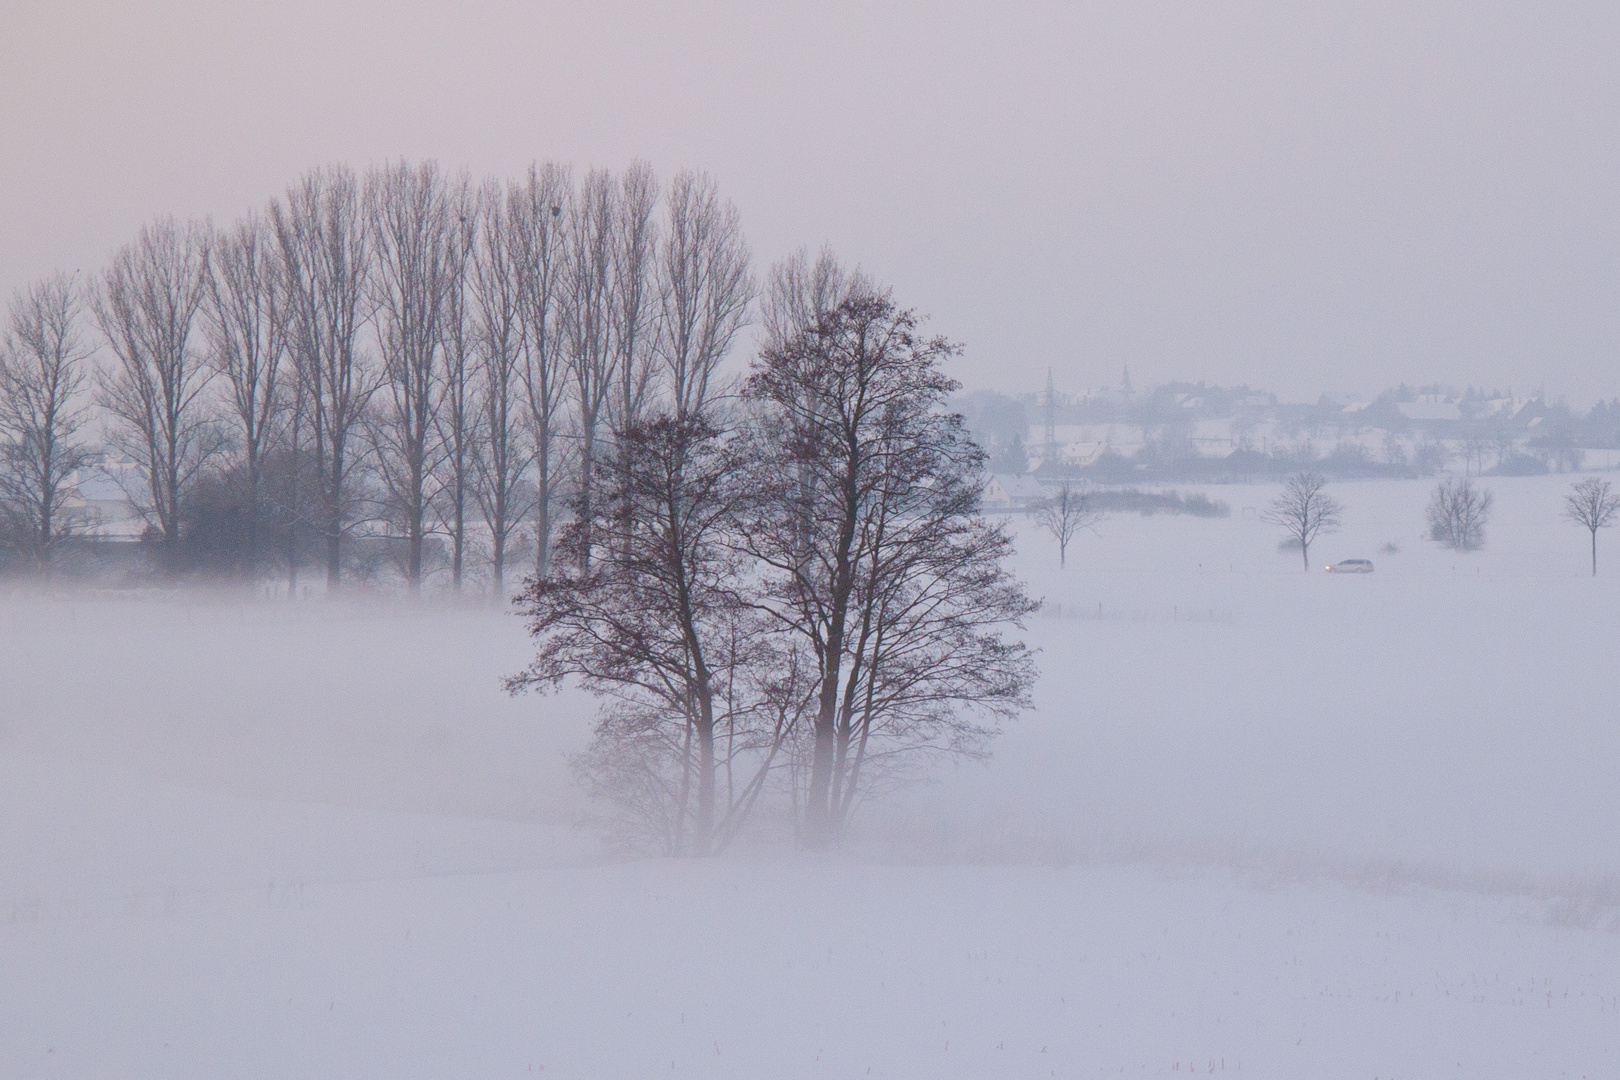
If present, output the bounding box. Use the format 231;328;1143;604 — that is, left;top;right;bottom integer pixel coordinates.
12;475;1617;883
5;473;1620;1077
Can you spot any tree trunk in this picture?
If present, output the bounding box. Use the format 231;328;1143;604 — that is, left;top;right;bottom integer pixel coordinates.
407;485;423;591
326;514;341;590
695;698;716;857
245;463;259;581
38;473;54;576
805;699;837;849
536;443;552;579
491;507;506;599
577;433;595;572
452;492;464;589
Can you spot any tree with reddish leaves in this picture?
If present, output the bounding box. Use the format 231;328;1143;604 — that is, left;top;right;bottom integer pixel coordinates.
512;288;1037;855
739;294;1038;850
508;415;799;856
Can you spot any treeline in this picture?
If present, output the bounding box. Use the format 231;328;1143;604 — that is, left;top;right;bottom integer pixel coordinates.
1086;489;1230;517
0;160;755;591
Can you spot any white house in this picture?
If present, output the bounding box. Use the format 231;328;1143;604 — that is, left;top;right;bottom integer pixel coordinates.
982;474;1095;512
982;474;1049;512
59;464;147;541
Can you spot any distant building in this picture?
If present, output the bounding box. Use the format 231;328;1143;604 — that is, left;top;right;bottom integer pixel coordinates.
982;474;1050;512
60;463;147;541
982;474;1093;512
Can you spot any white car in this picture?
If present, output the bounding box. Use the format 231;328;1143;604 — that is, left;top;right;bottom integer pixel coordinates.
1325;558;1374;573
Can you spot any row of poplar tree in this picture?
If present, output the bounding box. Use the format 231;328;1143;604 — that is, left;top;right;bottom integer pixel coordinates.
0;159;757;590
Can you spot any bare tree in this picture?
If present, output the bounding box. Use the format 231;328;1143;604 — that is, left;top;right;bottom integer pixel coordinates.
271;370;312;596
741;294;1038;849
1426;476;1492;551
434;182;478;590
204;210;288;575
366;159;461;590
1490;422;1516;470
607;160;660;434
512;164;571;578
760;245;869;352
0;273;95;572
510;415;794;855
1462;428;1492;477
658;170;754;419
94;217;220;571
1563;476;1619;576
1264;471;1343;570
563;168;618;571
272;165;375;590
471;177;536;599
1034;481;1100;568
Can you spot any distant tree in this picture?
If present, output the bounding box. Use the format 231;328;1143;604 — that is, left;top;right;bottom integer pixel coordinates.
1562;476;1620;576
1413;438;1448;476
606;161;660;438
0;273;95;573
1426;476;1492;551
366;159;462;591
203;211;289;576
434;182;478;591
510;163;571;579
271;164;376;590
758;245;869;353
1034;481;1100;568
657;169;754;419
1264;472;1343;571
1490;423;1516;471
470;177;536;599
989;433;1029;475
1379;431;1408;470
94;217;223;573
957;389;1030;462
563;168;618;571
1462;429;1492;477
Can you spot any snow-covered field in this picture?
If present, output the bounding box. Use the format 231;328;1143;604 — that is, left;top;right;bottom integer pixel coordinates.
3;472;1618;1078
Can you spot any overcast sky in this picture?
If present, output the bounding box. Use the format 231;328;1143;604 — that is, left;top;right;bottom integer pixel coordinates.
4;1;1618;403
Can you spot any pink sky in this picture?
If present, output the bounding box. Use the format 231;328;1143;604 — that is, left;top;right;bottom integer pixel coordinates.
4;0;1618;402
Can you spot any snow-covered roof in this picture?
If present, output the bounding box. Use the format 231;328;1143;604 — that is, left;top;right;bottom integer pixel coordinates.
989;474;1048;499
72;471;132;502
1396;402;1462;422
